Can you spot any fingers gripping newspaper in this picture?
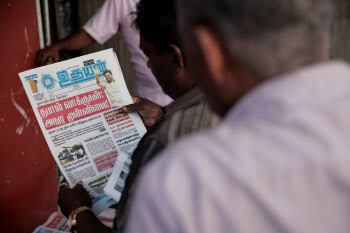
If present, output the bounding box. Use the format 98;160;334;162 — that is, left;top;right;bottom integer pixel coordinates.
19;49;147;214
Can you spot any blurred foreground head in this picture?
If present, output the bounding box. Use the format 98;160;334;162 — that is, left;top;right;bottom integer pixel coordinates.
177;0;333;115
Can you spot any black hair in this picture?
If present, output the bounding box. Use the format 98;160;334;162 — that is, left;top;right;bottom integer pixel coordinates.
134;0;181;54
103;70;112;76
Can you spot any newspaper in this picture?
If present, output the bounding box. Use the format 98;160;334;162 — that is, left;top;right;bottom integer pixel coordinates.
32;210;115;233
19;49;147;214
103;150;130;202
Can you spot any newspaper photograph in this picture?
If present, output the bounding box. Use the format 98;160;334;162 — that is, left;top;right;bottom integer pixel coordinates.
19;49;147;214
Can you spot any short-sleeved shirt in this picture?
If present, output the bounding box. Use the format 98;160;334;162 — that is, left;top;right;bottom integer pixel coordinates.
125;62;350;233
113;86;220;232
83;0;172;106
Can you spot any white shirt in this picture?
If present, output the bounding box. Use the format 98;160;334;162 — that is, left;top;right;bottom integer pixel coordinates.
100;81;124;107
83;0;172;106
125;61;350;233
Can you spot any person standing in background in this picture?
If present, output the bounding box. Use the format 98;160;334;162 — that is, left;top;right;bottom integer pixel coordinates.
36;0;172;106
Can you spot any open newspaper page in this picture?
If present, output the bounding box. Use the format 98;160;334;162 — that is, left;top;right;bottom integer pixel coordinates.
18;49;147;214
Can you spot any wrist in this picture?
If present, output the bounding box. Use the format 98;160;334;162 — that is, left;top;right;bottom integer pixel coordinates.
75;208;111;233
52;42;63;51
75;209;95;231
68;206;91;232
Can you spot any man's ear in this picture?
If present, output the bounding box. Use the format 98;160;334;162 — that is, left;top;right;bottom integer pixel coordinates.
167;44;185;70
192;26;228;86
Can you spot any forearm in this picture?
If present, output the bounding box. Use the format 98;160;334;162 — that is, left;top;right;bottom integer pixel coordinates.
96;74;101;84
75;210;111;233
55;29;95;51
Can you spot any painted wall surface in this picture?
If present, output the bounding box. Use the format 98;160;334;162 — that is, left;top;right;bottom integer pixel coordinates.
0;0;58;232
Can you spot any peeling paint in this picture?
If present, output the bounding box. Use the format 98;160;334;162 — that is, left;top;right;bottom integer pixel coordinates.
26;117;31;127
25;53;30;64
16;124;24;135
11;91;28;120
10;87;24;96
0;87;24;99
35;125;39;136
24;26;33;64
11;89;31;135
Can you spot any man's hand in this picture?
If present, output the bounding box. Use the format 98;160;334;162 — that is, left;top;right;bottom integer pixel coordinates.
58;179;92;218
36;44;60;66
122;97;163;129
94;67;101;76
36;30;95;67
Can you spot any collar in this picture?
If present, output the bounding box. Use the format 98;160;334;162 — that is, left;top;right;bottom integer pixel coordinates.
164;86;204;116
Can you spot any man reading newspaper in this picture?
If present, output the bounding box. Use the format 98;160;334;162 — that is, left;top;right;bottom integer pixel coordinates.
125;0;350;232
57;0;219;232
37;0;172;106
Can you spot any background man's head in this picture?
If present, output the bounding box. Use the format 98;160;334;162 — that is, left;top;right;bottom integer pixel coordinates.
103;70;114;83
177;0;333;115
134;0;195;99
